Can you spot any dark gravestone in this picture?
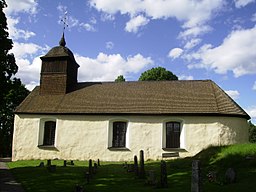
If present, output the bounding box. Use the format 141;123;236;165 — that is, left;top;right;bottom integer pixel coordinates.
38;162;44;167
93;163;98;174
139;150;145;179
47;159;51;166
70;160;74;165
97;159;100;166
191;160;202;192
134;155;139;176
89;159;93;176
63;160;67;167
160;160;168;188
225;168;236;184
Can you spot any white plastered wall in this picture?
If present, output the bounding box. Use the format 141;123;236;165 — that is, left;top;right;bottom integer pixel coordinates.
12;114;249;161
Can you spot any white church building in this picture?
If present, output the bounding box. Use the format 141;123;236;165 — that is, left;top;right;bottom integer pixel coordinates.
12;35;250;161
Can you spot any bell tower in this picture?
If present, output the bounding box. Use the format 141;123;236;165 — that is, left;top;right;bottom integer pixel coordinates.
40;34;79;95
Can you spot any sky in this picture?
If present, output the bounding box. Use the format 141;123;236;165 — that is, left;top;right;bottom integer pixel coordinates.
3;0;256;123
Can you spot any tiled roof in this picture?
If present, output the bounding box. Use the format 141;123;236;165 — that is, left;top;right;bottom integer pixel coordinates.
15;80;250;119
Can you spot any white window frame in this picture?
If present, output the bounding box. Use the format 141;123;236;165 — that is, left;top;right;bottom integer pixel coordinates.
38;117;58;147
108;118;130;149
162;118;185;149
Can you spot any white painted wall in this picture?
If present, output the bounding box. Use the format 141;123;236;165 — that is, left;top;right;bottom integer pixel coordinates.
12;114;249;161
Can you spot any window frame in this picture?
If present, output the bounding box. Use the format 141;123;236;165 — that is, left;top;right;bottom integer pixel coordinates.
162;119;185;150
43;121;56;146
108;119;129;150
38;118;57;148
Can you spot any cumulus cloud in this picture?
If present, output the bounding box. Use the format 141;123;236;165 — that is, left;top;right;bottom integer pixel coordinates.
234;0;255;8
168;48;183;59
75;52;153;81
5;0;38;15
10;42;50;90
225;90;240;100
187;26;256;77
125;15;149;33
90;0;224;37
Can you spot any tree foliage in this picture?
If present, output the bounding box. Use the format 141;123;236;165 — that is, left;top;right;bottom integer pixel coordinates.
0;0;30;157
249;121;256;143
139;67;178;81
115;75;126;82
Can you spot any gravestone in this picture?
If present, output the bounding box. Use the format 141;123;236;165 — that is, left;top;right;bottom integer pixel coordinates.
160;160;168;188
93;163;98;174
63;160;67;167
70;160;74;165
191;160;202;192
38;162;44;167
97;159;100;166
89;159;93;176
225;168;236;184
134;155;139;176
47;159;51;166
139;150;145;179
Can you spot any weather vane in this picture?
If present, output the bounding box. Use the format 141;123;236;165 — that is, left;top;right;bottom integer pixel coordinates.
61;11;68;33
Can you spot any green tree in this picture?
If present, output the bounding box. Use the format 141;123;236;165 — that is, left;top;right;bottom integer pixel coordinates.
249;121;256;143
139;67;178;81
0;0;30;157
115;75;126;82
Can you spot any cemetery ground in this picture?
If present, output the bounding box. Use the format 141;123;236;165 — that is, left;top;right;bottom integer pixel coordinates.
6;143;256;192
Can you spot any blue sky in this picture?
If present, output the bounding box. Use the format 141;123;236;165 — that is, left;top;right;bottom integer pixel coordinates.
3;0;256;122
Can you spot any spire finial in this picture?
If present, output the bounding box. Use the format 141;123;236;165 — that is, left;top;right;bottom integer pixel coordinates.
59;32;66;47
59;11;68;46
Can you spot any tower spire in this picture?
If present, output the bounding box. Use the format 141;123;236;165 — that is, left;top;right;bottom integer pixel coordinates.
59;32;66;47
59;11;68;47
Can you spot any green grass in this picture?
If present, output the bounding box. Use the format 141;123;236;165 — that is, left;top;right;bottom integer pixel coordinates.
8;143;256;192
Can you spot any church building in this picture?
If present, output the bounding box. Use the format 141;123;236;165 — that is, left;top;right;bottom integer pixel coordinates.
12;35;250;161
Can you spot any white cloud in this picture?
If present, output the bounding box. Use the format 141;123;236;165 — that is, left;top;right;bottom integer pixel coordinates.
11;42;50;90
178;75;194;80
80;23;96;32
253;81;256;90
187;26;256;77
168;48;183;59
75;52;153;81
246;106;256;122
184;38;202;50
179;25;212;39
5;0;38;15
125;15;149;33
225;90;240;100
90;0;224;37
11;42;49;58
106;41;114;49
15;57;41;90
6;16;36;40
234;0;255;8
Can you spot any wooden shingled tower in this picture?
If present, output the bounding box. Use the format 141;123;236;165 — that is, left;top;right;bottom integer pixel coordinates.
40;33;79;95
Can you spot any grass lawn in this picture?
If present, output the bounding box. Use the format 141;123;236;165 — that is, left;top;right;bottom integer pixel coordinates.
8;143;256;192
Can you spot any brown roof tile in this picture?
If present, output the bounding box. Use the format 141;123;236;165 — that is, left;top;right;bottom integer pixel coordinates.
15;80;250;119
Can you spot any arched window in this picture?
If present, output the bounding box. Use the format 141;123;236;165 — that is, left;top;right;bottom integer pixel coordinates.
43;121;56;146
166;122;181;148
